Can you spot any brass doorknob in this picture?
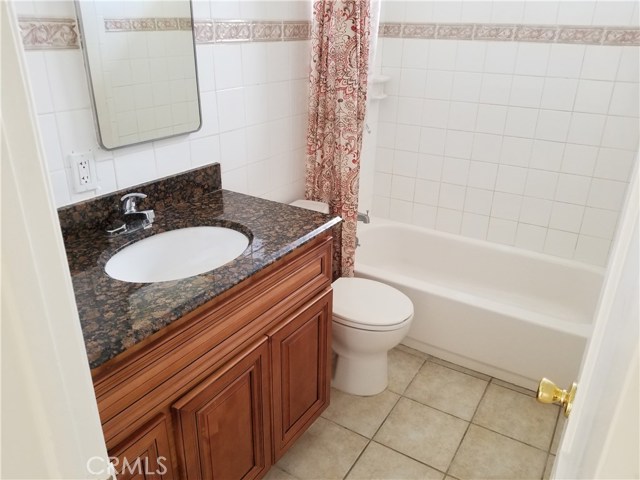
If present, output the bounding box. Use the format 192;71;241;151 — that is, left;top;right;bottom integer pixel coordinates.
537;377;577;417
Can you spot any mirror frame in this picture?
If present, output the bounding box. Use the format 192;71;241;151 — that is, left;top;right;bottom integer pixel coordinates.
74;0;202;150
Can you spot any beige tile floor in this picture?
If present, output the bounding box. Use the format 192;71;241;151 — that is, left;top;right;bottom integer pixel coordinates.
267;345;563;480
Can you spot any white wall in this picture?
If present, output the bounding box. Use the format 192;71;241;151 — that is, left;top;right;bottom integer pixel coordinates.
2;2;109;477
369;0;639;266
16;0;312;207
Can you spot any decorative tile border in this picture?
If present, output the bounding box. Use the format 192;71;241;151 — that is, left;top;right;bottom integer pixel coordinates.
194;19;311;44
19;17;79;50
104;17;193;32
379;21;640;46
19;16;311;49
20;16;638;49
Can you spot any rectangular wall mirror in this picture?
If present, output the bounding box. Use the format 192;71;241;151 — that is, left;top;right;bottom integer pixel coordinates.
75;0;202;150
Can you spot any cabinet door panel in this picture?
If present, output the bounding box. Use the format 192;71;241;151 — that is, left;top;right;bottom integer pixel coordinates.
109;415;175;480
172;338;271;480
271;290;332;460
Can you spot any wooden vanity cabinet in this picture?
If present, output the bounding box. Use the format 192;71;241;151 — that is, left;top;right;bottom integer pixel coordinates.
270;292;331;461
109;415;176;480
92;234;333;480
172;338;272;480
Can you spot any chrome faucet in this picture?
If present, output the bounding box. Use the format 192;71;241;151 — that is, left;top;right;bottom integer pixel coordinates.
357;210;370;224
122;192;155;226
107;192;155;236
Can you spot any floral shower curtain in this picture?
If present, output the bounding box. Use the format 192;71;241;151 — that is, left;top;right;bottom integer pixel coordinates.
305;0;371;278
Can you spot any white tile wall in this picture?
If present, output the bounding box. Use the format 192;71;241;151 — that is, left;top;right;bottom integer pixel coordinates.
22;0;310;208
370;0;640;267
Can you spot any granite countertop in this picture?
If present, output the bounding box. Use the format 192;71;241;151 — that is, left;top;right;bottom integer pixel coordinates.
61;170;339;369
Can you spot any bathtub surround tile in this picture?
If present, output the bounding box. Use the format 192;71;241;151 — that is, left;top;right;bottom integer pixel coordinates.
464;188;493;216
471;133;503;163
601;116;640;150
436;208;463;234
549;202;585;233
525;169;559;200
554;174;591;205
487;218;518;245
404;362;489;421
277;418;367;480
519;197;553;227
389;199;414;223
529;140;565;172
441;157;471;185
321;388;400;438
581;208;618;241
461;212;490;240
588;178;628;211
491;192;523;221
495;165;527;194
515;223;547;252
439;183;466;210
609;82;640;117
388;347;427;394
374;398;469;472
473;384;558;450
346;442;444;480
479;73;513;105
545;229;579;258
448;425;548;480
414;179;441;206
412;204;439;229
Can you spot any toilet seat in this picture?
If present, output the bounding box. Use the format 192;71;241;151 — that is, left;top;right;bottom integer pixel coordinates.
332;277;414;332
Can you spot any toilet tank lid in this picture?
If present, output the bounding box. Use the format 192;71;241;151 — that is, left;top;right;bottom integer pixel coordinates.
289;200;330;214
333;277;414;327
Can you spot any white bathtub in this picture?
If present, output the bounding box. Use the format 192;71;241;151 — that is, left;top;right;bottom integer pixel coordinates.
355;218;604;390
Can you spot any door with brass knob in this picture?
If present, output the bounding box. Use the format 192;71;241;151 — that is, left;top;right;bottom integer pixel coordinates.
536;378;577;417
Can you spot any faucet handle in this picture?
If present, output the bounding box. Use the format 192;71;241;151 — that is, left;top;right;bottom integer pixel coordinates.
121;192;147;214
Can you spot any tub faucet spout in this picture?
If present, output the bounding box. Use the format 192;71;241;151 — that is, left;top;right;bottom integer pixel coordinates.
357;210;370;224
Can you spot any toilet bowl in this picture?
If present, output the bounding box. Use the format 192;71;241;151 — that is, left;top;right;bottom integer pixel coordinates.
288;199;414;396
331;277;414;396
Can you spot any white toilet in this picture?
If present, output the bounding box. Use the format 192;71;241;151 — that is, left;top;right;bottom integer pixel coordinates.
332;277;414;396
289;200;414;396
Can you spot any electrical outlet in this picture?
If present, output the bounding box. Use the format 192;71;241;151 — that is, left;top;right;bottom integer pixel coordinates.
68;152;97;193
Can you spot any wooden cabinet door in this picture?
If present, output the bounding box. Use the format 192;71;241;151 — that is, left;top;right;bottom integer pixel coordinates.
109;415;176;480
270;290;332;460
172;338;271;480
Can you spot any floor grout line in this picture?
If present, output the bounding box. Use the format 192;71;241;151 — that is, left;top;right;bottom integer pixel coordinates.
444;377;492;478
340;389;405;479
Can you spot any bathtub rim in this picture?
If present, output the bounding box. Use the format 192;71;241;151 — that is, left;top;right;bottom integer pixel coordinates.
356;264;593;336
356;216;606;277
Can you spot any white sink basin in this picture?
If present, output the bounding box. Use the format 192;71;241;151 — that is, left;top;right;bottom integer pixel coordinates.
105;226;250;283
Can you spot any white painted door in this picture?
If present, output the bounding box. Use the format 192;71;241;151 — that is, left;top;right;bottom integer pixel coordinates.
552;172;639;479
